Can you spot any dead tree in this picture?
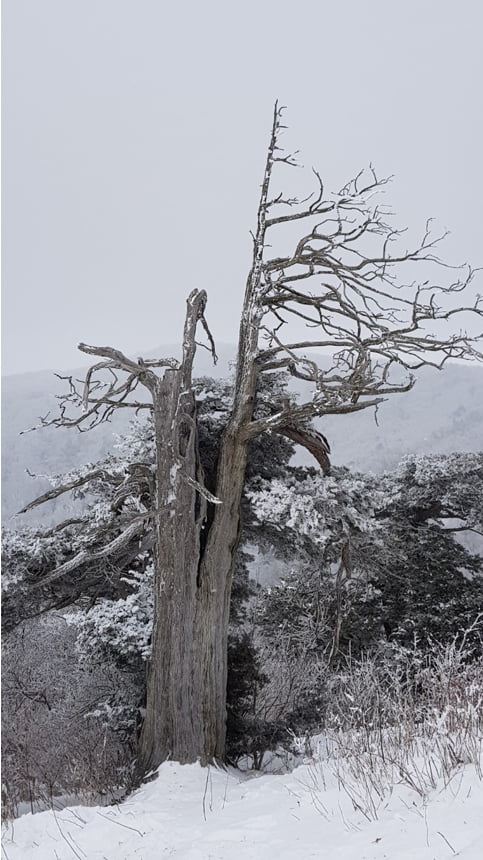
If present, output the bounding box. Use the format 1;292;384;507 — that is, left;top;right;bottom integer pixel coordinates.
20;104;483;775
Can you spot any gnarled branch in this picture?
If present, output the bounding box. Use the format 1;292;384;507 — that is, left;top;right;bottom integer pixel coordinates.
31;515;150;588
16;469;122;515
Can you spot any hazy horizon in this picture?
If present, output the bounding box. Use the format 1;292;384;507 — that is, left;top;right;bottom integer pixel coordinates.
3;1;483;375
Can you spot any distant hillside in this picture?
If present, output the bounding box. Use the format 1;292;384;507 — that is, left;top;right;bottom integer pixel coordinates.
317;362;483;473
2;346;482;526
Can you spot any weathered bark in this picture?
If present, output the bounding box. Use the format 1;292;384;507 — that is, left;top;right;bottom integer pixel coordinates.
137;293;210;771
137;373;203;769
193;434;251;760
137;407;251;769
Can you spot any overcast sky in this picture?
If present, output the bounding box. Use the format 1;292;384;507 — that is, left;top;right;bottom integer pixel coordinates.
2;0;482;376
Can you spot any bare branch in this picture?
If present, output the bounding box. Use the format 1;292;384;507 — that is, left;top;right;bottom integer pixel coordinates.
276;425;331;474
244;394;386;440
16;469;122;515
43;518;87;536
245;151;482;427
184;475;222;505
31;516;149;587
77;342;179;375
199;313;218;365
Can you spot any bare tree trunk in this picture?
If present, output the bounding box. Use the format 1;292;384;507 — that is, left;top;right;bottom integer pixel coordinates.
137;373;203;770
138;418;251;769
137;294;210;772
193;432;251;760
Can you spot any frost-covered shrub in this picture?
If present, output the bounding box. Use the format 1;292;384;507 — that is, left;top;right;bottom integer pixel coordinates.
313;629;483;812
69;564;154;665
1;615;135;817
246;470;383;557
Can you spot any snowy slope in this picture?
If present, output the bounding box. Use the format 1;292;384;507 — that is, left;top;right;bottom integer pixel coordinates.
3;758;482;859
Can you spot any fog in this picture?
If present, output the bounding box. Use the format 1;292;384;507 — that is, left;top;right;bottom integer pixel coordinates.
3;0;482;374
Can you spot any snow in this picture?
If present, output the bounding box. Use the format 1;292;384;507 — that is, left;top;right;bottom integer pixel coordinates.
3;757;482;859
169;463;182;486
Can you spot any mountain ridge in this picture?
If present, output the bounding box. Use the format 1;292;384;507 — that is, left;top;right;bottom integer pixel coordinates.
3;347;482;525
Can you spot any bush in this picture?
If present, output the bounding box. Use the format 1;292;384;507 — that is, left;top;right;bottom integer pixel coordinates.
1;615;135;818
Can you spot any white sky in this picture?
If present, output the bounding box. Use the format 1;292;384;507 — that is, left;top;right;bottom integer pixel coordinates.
2;0;483;375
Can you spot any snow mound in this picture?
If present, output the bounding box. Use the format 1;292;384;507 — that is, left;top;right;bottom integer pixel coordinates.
3;759;482;859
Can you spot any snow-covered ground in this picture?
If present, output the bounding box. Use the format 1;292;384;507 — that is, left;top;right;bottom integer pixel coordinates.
3;756;482;859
